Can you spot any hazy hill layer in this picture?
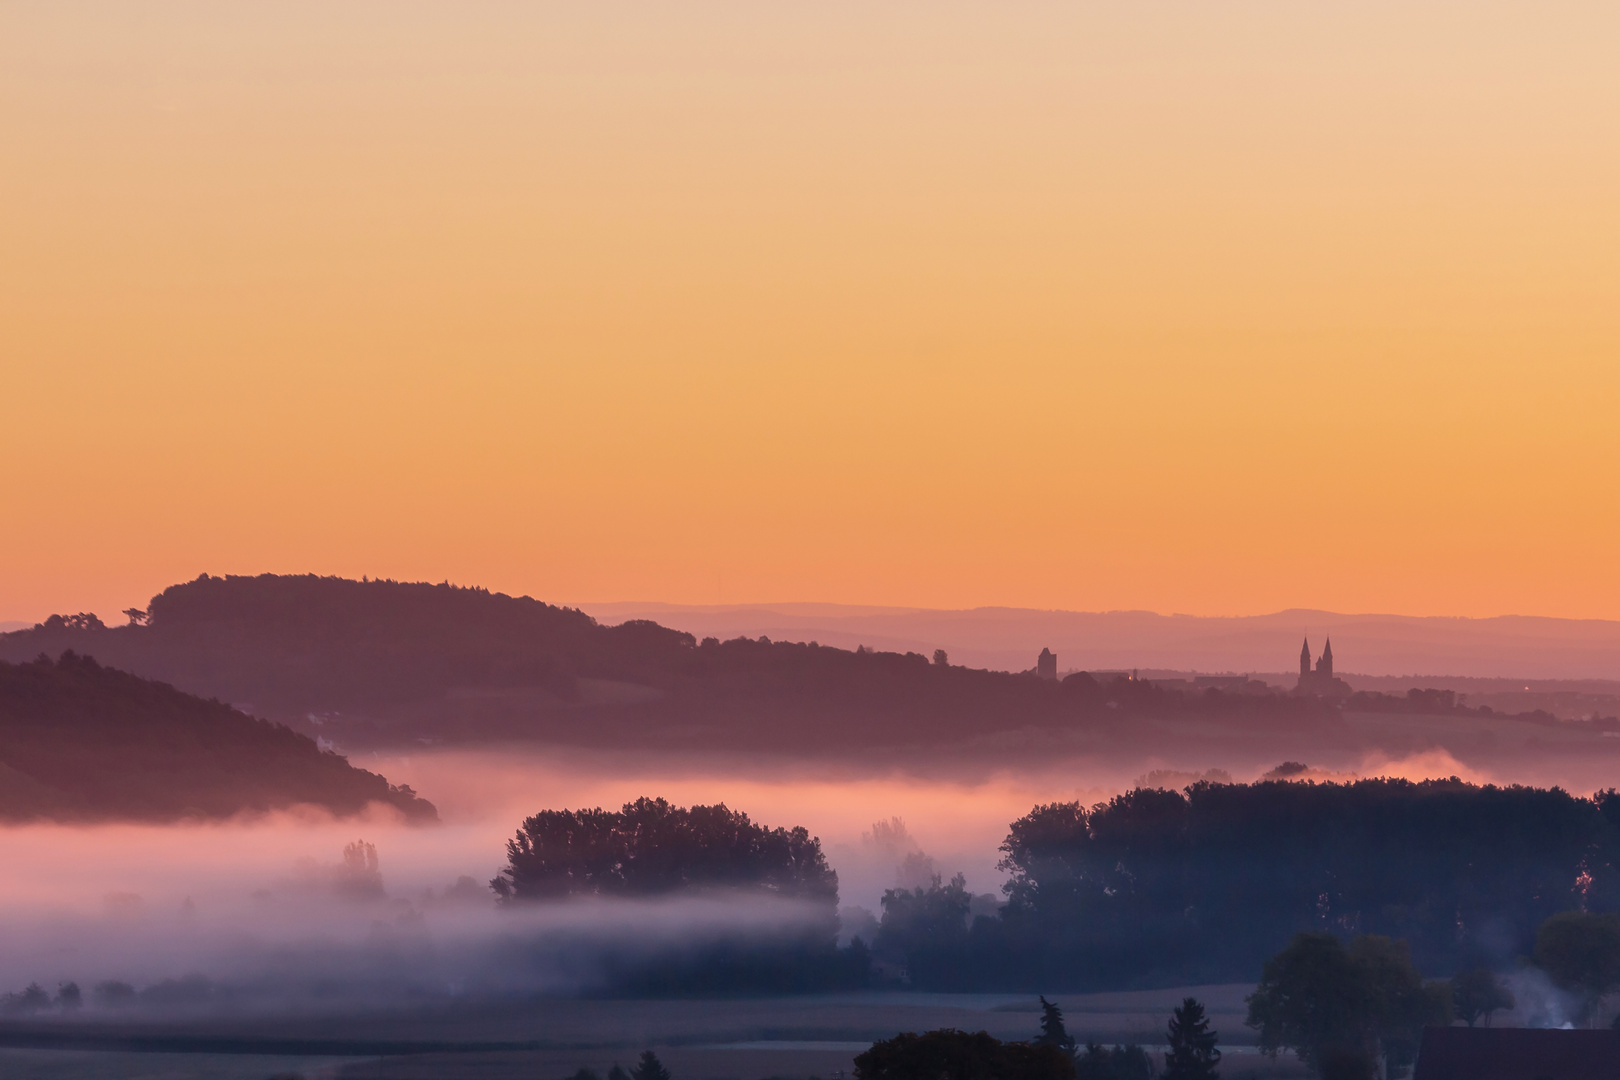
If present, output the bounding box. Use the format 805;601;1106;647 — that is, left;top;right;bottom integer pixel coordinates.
0;574;686;717
8;575;1620;789
584;601;1620;681
0;574;1339;756
0;651;436;823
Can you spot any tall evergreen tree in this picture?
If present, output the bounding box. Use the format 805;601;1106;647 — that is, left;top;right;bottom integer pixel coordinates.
1164;996;1221;1080
1035;995;1077;1053
630;1051;671;1080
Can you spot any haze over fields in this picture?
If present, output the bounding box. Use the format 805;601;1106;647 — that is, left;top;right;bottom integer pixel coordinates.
5;2;1620;1077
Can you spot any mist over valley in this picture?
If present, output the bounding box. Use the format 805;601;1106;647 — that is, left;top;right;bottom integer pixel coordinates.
0;575;1619;1078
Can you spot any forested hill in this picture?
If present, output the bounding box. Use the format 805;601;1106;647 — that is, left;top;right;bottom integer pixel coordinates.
0;652;436;823
0;574;1342;753
1;574;650;712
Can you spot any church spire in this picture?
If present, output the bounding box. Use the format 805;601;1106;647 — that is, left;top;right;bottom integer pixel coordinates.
1300;637;1311;679
1318;637;1334;678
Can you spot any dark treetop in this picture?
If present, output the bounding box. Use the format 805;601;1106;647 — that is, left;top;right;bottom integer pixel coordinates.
492;796;837;906
872;777;1620;989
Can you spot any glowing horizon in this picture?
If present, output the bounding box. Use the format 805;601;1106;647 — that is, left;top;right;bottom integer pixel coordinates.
5;2;1619;624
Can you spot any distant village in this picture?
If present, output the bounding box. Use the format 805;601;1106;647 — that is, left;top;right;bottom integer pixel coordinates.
1025;636;1351;698
1023;637;1354;696
1014;639;1620;727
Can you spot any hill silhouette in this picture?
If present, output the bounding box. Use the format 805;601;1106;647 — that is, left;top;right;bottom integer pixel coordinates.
8;574;1615;776
0;650;436;822
0;574;1342;757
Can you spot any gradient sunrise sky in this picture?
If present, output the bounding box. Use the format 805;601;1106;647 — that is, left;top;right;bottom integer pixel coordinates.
3;2;1618;623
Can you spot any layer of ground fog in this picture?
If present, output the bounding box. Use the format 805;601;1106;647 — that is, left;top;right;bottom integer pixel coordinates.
5;575;1619;786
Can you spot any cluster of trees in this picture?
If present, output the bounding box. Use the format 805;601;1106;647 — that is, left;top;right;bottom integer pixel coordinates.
0;652;435;822
491;778;1620;996
1241;918;1620;1078
493;797;865;993
0;977;218;1013
1244;912;1620;1078
853;997;1220;1080
1532;911;1620;1025
492;797;838;905
872;778;1620;989
566;1052;671;1080
1;981;80;1015
854;1030;1078;1080
1246;933;1450;1079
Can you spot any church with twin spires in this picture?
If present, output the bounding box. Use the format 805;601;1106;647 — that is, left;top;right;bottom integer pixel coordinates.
1296;637;1352;697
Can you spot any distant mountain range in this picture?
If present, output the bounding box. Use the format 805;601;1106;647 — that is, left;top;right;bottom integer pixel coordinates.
581;601;1620;682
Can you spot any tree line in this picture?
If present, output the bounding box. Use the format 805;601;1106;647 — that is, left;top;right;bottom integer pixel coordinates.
492;779;1620;995
873;778;1620;989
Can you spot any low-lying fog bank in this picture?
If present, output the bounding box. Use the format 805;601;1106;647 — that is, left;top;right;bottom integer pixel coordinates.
0;742;1599;1017
0;822;835;1013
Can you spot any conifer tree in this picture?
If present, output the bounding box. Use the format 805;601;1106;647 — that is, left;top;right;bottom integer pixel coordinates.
1034;996;1077;1054
1164;997;1221;1080
630;1051;671;1080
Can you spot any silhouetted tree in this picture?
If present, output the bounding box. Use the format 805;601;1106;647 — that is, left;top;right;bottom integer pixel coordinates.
492;797;837;912
1534;911;1620;1026
1163;997;1220;1079
1247;933;1376;1078
877;873;974;988
336;839;384;899
1034;996;1076;1054
1450;969;1514;1027
1347;935;1450;1073
1;984;50;1015
607;1065;631;1080
54;982;81;1011
933;649;949;667
1247;933;1446;1080
629;1051;670;1080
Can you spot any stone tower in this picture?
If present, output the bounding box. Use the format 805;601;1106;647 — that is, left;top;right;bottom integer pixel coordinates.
1300;638;1311;680
1317;638;1334;679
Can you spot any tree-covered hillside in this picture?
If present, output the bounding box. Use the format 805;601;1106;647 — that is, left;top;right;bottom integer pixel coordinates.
2;574;1602;767
0;652;436;822
0;574;1340;753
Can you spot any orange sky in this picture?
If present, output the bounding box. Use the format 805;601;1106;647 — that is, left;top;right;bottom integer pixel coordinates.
3;2;1619;623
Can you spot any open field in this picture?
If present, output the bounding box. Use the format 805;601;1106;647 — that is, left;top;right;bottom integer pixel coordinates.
0;986;1309;1080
